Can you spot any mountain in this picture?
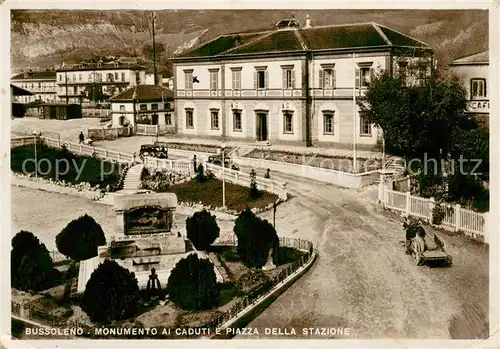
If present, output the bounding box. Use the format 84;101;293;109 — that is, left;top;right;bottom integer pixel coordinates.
11;9;488;74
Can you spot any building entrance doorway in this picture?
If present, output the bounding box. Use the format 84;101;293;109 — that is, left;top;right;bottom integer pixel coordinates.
256;112;268;141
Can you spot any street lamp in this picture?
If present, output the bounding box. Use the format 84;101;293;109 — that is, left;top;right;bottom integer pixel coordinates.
273;198;281;229
33;130;40;178
221;143;226;208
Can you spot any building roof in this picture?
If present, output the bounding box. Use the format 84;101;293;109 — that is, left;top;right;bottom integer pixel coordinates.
109;85;174;102
56;62;146;72
10;84;33;96
451;50;489;65
11;70;56;80
176;22;430;60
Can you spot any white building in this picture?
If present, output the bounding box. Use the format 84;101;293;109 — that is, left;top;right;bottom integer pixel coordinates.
56;61;147;104
109;84;174;133
172;18;433;149
11;70;57;103
450;51;489;117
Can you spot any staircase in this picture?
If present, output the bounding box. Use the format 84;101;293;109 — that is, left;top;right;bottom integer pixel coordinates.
384;157;406;175
122;164;144;192
227;144;256;158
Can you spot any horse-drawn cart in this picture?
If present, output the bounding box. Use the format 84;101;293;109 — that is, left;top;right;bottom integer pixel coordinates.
410;231;452;266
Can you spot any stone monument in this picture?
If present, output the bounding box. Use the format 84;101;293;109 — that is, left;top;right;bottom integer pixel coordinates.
77;192;224;293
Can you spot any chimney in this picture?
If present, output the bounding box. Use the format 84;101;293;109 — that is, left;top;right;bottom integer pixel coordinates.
305;14;311;29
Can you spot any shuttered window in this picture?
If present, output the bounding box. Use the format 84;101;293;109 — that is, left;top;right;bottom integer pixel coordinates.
254;66;268;90
281;65;295;89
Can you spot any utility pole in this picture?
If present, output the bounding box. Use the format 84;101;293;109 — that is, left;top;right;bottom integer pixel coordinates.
65;71;68;104
152;12;157;86
352;53;358;173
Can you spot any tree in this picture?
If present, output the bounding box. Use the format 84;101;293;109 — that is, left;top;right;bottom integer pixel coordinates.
81;259;139;323
11;231;59;291
196;164;205;183
233;209;279;268
186;210;220;251
360;58;488;209
56;214;106;261
84;83;105;103
166;254;219;310
249;169;260;199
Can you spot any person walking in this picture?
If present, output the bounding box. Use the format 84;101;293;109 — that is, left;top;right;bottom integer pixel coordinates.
264;168;271;179
78;131;84;144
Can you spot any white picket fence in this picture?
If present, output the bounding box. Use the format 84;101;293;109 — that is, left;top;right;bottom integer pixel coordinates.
11;136;36;147
136;124;158;136
42;137;135;164
143;156;194;176
382;189;489;242
205;162;287;200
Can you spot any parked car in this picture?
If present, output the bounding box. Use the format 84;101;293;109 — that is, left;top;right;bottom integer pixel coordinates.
207;155;239;171
139;144;168;159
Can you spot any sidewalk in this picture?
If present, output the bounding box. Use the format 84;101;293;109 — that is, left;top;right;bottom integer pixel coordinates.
155;135;383;159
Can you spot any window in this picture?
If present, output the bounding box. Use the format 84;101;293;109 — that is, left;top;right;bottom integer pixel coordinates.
355;63;373;88
140;104;147;111
58;74;62;82
185;109;194;128
151;103;158;111
231;69;241;90
283;111;293;133
233;110;242;131
96;73;102;82
108;73;114;82
360;112;371;136
320;65;336;89
184;70;193;90
72;74;76;82
209;70;219;91
164;103;171;110
471;78;486;99
115;72;119;80
79;73;83;81
136;72;141;84
257;71;266;89
323;112;334;134
73;86;77;95
165;113;172;126
121;72;125;82
211;110;219;129
254;66;268;90
281;65;295;89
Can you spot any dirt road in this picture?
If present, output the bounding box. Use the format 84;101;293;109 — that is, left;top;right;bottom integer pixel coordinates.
234;169;488;339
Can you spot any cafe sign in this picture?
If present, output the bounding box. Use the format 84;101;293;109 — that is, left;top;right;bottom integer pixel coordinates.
467;101;490;113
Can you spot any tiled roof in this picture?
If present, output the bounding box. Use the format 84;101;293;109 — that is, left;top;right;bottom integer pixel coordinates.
226;30;304;54
299;23;388;50
109;85;174;102
452;50;489;65
184;33;265;57
57;62;146;72
376;25;428;47
10;84;33;96
176;22;430;59
11;71;56;80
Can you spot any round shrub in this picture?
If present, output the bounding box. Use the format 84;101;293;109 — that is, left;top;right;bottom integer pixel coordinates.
56;214;106;261
166;254;219;310
234;209;279;268
81;259;139;324
11;230;58;292
186;209;220;251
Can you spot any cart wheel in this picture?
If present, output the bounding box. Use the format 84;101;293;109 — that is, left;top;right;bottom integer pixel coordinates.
414;253;422;266
446;255;453;266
